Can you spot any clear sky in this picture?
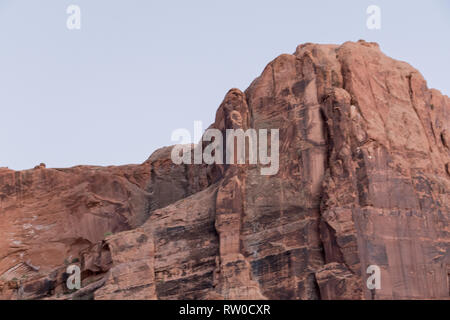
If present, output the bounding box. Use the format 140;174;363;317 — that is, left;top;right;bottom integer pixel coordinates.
0;0;449;170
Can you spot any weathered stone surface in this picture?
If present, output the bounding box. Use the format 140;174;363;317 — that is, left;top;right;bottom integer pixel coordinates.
0;40;449;300
0;164;151;284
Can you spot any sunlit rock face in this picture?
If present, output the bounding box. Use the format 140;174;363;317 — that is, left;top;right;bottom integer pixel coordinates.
0;40;449;300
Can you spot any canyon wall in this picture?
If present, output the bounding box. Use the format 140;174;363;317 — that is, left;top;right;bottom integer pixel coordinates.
0;40;449;299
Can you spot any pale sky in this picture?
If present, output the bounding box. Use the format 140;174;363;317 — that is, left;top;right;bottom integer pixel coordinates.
0;0;449;170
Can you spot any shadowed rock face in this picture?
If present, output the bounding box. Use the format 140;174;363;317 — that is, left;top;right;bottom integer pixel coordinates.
0;40;449;300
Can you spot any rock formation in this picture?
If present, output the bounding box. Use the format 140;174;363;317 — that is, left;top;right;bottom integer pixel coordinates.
0;40;449;300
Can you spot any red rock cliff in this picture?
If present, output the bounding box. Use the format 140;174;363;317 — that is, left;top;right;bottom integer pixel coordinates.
0;40;449;300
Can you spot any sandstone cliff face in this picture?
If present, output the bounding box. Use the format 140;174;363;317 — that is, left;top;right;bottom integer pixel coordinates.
0;40;449;300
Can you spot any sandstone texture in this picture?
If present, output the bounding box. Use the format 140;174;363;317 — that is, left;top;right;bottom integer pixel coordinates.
0;40;449;300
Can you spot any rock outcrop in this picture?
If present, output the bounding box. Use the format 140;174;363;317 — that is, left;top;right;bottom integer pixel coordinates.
0;40;449;300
